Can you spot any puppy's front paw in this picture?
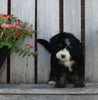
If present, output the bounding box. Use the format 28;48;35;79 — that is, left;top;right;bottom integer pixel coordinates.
74;83;85;88
48;81;56;85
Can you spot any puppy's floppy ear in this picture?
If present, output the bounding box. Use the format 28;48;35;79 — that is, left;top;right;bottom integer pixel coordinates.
73;40;84;62
36;39;52;53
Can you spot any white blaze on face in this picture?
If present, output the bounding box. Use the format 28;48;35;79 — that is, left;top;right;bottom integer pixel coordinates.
56;48;70;61
56;48;75;72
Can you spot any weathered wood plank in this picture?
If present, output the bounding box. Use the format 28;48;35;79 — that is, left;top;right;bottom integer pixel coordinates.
0;83;97;94
37;0;59;83
0;0;8;83
85;0;98;82
11;0;35;83
0;0;7;14
0;95;66;100
0;95;98;100
0;84;97;100
64;0;81;39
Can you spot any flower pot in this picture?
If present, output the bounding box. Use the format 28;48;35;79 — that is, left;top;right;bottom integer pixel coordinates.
0;46;10;69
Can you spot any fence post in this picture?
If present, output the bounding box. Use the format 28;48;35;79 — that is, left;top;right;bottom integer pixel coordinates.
85;0;98;82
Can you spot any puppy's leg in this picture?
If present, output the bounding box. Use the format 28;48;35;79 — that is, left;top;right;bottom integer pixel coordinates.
48;68;57;85
48;75;56;85
74;74;85;88
55;73;67;88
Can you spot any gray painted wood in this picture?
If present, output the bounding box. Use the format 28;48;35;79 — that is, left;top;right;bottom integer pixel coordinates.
0;83;97;95
0;95;98;100
64;0;81;40
0;0;7;14
11;0;35;83
85;0;98;82
0;0;7;83
0;95;66;100
0;84;98;100
37;0;59;83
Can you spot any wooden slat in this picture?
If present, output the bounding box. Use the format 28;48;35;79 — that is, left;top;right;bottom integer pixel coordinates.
0;83;97;94
0;0;8;83
37;0;59;83
0;84;97;99
85;0;98;82
10;0;35;83
0;95;98;100
0;0;7;14
64;0;81;39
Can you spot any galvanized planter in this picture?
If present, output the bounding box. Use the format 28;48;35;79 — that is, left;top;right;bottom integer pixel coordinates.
0;46;10;69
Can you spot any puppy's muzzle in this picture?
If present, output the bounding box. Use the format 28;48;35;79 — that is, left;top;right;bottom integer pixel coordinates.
61;55;66;58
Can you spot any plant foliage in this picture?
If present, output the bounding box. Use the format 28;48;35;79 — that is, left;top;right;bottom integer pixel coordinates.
0;14;38;57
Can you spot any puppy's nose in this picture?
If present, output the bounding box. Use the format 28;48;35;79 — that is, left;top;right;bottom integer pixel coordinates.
61;55;65;58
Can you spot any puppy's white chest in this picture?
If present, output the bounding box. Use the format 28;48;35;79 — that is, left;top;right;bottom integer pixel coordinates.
64;60;75;72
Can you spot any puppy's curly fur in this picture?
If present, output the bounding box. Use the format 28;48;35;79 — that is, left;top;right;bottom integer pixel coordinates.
37;32;85;88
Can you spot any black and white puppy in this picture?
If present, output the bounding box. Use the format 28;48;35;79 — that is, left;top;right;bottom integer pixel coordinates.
37;32;85;88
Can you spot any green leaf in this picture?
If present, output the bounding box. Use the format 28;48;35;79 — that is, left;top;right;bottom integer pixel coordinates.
30;34;32;38
23;52;27;57
11;48;16;53
15;49;20;53
19;51;24;56
0;45;4;48
31;51;38;57
28;54;31;57
23;22;28;28
33;30;37;33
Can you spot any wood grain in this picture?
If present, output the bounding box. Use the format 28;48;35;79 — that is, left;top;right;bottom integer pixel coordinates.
0;95;98;100
85;0;98;82
0;0;7;14
11;0;35;83
0;84;97;99
0;83;97;94
37;0;59;83
64;0;81;40
0;0;8;83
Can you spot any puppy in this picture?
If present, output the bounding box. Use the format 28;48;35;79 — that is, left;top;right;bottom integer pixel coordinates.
37;32;85;88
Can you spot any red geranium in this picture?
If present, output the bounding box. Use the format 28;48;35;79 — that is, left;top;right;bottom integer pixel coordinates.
0;27;2;29
15;32;20;36
8;34;11;38
26;44;35;50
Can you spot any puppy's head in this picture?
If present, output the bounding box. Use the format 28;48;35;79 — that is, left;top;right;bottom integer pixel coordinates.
50;32;83;62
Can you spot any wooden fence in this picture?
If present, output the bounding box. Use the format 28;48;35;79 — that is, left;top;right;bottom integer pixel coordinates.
0;0;98;84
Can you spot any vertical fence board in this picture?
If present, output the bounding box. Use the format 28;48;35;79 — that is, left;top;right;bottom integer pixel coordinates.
0;0;8;83
37;0;59;83
64;0;81;39
11;0;35;83
85;0;98;82
0;0;8;14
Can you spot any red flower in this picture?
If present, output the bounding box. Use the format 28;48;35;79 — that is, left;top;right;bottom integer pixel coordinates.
26;44;35;50
15;32;20;36
3;14;13;19
8;34;11;37
0;27;2;29
15;19;23;25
